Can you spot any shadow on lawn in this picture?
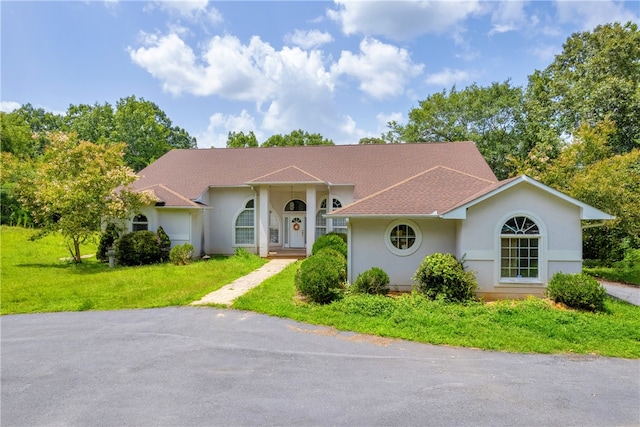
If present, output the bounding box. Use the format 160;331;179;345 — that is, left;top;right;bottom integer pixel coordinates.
16;262;109;274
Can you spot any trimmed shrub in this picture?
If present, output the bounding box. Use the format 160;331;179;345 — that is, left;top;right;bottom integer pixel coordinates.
312;234;347;259
295;254;346;304
96;223;120;262
169;243;194;265
413;253;477;302
115;231;162;266
315;247;347;264
546;272;606;312
352;267;390;295
326;231;347;243
156;226;171;262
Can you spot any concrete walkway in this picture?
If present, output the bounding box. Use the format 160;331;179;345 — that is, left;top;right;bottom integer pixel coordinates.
190;258;298;306
599;280;640;306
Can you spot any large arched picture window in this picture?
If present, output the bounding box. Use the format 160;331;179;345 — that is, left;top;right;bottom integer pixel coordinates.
235;199;255;245
132;214;148;232
500;216;540;279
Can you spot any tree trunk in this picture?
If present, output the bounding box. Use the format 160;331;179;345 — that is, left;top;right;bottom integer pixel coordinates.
73;238;82;264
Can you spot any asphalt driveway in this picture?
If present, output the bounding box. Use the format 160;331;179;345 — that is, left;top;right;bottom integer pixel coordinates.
2;307;639;426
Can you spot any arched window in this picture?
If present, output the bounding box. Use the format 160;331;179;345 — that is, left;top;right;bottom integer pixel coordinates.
235;199;255;245
500;216;540;279
132;214;148;232
316;198;347;238
284;199;306;212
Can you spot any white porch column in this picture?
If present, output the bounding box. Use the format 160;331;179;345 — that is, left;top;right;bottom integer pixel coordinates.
305;185;316;257
259;185;269;258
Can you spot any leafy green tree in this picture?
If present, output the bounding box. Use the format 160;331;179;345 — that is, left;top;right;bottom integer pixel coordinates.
383;81;527;179
18;132;154;263
226;130;258;148
262;129;334;147
0;152;35;226
0;112;33;157
525;22;640;154
358;137;386;145
112;95;196;171
64;102;115;144
12;103;65;157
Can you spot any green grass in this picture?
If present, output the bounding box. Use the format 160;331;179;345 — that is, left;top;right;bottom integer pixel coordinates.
584;267;640;287
233;262;640;359
1;226;267;314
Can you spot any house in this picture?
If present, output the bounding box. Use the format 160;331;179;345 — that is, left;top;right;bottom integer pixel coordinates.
128;142;613;300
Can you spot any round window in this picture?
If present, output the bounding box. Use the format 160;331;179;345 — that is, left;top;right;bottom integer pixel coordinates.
384;220;422;256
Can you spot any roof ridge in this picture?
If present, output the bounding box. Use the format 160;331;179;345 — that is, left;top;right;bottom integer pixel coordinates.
248;165;324;183
438;165;496;184
137;183;200;207
331;166;441;214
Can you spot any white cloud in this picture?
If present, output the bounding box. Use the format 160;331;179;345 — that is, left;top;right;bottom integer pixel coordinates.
197;110;257;148
530;44;560;62
489;1;527;35
425;68;474;88
145;0;222;24
332;38;423;99
553;0;639;30
285;29;334;49
376;111;403;134
0;101;21;113
327;0;484;40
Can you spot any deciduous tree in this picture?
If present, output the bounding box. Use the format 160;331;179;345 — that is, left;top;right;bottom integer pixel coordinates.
19;132;154;263
226;131;259;148
525;22;640;154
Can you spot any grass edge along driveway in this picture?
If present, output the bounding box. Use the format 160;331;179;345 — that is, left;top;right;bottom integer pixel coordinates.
233;262;640;359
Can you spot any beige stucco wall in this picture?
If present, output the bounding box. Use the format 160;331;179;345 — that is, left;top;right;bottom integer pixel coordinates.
348;218;457;291
456;182;583;300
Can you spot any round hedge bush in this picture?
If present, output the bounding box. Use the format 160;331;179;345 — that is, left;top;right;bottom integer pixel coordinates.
115;230;162;266
295;253;346;304
412;253;477;302
352;267;390;295
312;234;347;259
546;272;606;312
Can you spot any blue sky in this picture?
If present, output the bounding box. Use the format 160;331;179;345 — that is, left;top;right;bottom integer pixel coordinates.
1;1;638;148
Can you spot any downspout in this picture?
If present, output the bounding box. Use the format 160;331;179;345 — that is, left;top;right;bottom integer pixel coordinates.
582;220;607;229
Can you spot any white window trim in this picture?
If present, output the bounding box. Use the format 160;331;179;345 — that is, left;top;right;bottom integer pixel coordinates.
233;197;256;247
494;211;547;285
384;219;422;256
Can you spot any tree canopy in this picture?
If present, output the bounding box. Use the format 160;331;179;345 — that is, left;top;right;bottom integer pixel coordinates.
262;129;334;147
18;132;154;263
226;131;259;148
525;22;639;154
382;81;526;179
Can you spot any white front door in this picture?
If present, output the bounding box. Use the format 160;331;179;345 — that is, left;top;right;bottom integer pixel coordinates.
288;216;305;248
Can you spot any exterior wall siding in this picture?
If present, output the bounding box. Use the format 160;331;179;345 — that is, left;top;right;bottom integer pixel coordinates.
456;183;582;300
349;218;456;291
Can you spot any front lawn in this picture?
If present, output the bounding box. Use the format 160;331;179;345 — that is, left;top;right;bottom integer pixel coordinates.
233;262;640;359
1;226;267;314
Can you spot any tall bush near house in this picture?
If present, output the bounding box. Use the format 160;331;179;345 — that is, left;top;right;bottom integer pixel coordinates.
311;234;347;259
156;226;171;262
295;253;346;304
115;230;162;266
546;272;607;312
96;223;120;262
169;243;194;265
413;253;477;302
